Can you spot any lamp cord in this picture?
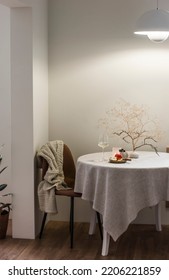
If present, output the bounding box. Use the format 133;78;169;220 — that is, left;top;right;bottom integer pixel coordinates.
157;0;159;10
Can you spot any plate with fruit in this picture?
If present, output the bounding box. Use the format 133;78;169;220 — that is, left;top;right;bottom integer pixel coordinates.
109;153;127;164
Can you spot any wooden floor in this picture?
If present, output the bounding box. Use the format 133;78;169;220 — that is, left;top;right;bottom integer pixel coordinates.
1;221;169;260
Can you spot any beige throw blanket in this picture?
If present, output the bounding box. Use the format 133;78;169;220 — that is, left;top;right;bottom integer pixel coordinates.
37;140;70;213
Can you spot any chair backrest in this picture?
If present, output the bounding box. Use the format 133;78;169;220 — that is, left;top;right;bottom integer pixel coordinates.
41;144;76;188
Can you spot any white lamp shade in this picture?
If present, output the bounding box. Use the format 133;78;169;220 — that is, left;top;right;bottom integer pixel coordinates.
134;9;169;42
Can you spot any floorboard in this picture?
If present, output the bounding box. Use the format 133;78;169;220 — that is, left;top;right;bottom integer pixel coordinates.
1;221;169;260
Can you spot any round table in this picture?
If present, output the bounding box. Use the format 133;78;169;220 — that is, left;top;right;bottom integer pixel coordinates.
74;151;169;255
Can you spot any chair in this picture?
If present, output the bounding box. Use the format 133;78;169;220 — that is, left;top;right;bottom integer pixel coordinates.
38;143;102;248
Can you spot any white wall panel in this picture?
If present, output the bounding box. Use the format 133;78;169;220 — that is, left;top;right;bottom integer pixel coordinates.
0;5;11;205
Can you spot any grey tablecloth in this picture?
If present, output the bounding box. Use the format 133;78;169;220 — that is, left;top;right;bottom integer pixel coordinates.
74;151;169;241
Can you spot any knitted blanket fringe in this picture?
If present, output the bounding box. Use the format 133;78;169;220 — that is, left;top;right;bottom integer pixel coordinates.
37;140;70;213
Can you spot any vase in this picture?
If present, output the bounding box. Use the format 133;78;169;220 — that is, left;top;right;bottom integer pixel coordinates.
0;205;10;239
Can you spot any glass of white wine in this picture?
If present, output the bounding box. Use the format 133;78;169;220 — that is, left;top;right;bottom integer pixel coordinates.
98;133;109;161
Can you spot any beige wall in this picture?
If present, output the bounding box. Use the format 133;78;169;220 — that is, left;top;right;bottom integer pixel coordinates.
11;7;34;238
0;0;48;238
11;0;48;238
0;5;11;196
48;0;169;223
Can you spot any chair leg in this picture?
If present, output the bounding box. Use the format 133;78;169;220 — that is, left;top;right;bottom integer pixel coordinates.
89;208;97;235
39;212;47;239
96;211;103;240
70;197;74;248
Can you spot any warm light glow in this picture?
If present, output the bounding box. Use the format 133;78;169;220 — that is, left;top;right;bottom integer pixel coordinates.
134;31;169;43
147;32;169;42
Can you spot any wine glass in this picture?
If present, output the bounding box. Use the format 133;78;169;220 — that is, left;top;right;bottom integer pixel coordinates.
98;133;109;161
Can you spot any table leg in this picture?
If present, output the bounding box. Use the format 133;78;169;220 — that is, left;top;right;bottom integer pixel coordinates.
89;207;97;235
101;228;110;256
155;203;162;231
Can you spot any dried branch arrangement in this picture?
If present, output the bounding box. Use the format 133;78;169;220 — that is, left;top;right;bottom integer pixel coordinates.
99;99;162;153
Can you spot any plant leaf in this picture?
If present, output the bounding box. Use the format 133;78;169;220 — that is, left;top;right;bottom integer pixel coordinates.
0;166;7;174
0;184;7;191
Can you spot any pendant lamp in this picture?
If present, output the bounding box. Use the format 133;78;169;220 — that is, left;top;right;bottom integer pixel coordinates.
134;0;169;43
